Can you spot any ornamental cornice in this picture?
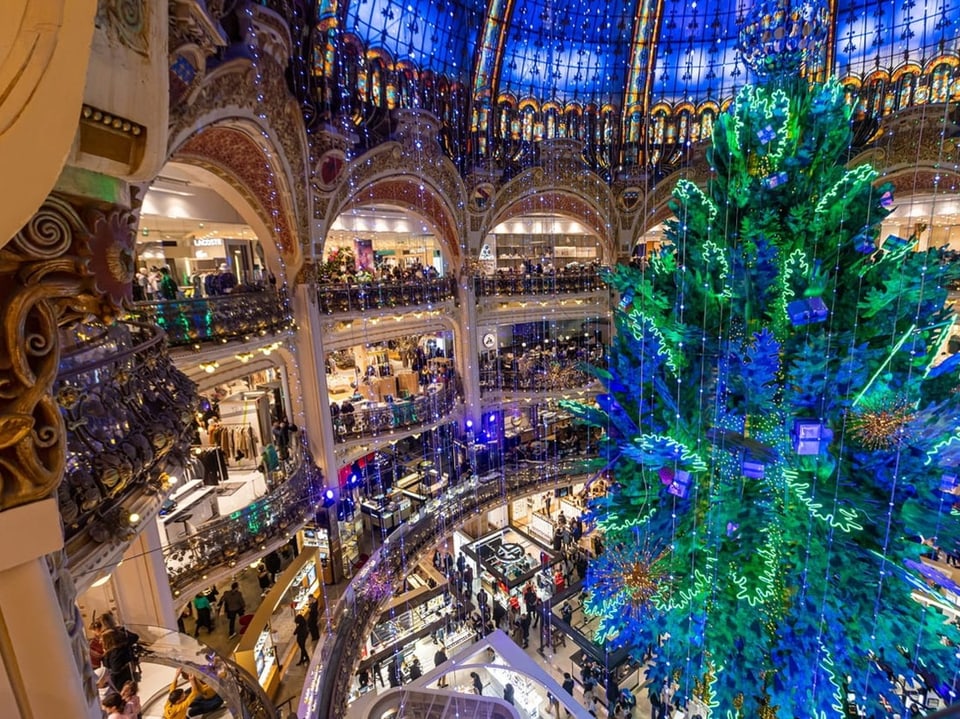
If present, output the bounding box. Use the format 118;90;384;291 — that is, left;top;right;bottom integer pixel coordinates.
168;58;311;245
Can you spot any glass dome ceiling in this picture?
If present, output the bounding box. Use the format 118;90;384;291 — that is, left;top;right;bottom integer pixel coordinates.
329;0;959;108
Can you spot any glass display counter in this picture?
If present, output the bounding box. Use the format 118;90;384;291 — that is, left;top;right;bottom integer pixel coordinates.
235;547;322;697
487;664;544;718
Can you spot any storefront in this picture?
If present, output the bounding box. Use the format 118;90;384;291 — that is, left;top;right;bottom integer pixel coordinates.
463;527;563;613
234;547;323;697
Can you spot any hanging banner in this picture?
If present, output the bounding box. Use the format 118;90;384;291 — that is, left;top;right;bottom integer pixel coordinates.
354;238;375;271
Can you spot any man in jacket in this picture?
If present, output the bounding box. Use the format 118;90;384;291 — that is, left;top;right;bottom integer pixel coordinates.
217;582;246;637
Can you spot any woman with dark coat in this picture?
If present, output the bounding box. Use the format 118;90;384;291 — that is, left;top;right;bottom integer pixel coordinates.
307;595;321;642
294;615;310;665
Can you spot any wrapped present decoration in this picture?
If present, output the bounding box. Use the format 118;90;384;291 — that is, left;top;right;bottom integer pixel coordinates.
791;418;833;455
742;456;766;479
763;171;789;189
882;234;913;252
757;124;777;144
667;470;692;498
619;290;634;310
787;296;829;326
852;231;875;253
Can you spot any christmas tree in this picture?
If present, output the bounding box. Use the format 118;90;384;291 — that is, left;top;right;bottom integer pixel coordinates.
562;14;960;718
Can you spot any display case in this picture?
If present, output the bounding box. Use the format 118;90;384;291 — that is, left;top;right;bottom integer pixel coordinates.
528;512;554;544
235;547;323;698
487;664;544;718
369;594;448;652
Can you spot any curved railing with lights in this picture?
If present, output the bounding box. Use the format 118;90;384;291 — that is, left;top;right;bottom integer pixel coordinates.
162;455;324;598
479;358;602;394
317;276;455;314
125;290;291;348
472;268;605;297
127;624;277;719
331;383;461;443
301;456;601;719
56;323;197;568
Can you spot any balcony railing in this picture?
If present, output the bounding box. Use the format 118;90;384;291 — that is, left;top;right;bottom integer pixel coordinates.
305;457;598;718
479;362;599;393
332;384;461;443
473;269;605;297
125;291;291;348
317;276;455;314
56;322;197;543
162;455;324;596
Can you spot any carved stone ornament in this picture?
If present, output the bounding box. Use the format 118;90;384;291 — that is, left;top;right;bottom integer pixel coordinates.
97;0;150;57
46;548;99;703
0;194;136;511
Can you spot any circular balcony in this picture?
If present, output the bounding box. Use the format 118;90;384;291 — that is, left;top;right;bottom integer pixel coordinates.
473;268;605;297
125;290;292;348
332;384;461;443
317;277;455;314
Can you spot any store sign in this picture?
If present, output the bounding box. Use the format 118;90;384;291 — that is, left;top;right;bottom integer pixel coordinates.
496;542;525;564
193;238;223;247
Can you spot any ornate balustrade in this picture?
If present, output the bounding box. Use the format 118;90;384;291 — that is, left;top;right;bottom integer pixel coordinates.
125;291;291;348
479;360;599;393
56;322;197;545
317;276;455;314
162;455;324;597
305;457;598;718
473;270;605;297
332;383;461;443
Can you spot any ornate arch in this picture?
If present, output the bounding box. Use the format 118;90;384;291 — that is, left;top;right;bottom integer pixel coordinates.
316;109;467;265
166;5;312;277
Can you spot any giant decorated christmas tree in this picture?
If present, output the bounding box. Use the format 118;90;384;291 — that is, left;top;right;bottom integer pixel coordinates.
562;6;960;718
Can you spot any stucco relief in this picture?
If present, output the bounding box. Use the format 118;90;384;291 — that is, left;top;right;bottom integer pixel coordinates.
97;0;149;56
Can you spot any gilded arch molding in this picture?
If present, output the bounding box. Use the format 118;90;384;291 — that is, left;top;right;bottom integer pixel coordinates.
316;110;467;267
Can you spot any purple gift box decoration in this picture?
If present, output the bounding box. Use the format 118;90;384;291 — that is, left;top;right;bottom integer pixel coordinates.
763;171;789;189
742;456;765;479
792;418;833;455
787;296;829;326
667;470;692;498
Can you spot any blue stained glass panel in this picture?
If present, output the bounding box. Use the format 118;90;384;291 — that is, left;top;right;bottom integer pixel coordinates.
344;0;486;77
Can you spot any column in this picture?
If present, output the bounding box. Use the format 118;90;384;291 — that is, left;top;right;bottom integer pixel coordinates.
111;520;177;629
291;280;343;583
0;188;140;717
457;275;482;426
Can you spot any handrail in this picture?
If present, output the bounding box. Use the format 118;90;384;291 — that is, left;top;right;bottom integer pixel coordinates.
472;270;605;297
125;290;291;347
479;362;599;393
127;624;278;719
332;384;461;443
316;276;455;314
303;456;598;718
58;321;165;379
162;455;324;596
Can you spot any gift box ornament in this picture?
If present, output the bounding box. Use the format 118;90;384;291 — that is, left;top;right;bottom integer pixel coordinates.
941;474;958;493
757;124;777;144
763;171;789;189
667;470;692;498
619;290;634;311
787;296;829;326
742;456;765;478
852;231;875;253
791;418;833;455
882;234;912;252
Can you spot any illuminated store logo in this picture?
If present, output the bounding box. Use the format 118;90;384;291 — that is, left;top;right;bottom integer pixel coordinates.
193;238;223;247
496;542;525;564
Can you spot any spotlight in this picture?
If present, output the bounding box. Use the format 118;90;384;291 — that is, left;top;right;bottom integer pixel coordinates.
325;489;335;500
128;512;141;525
465;419;473;429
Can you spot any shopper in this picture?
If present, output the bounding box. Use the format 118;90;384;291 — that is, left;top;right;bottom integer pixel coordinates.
257;563;272;591
388;655;402;687
471;671;483;695
159;267;178;300
163;669;199;719
408;656;422;681
192;593;213;637
101;691;127;719
264;550;283;584
294;615;310;665
373;659;384;687
186;674;224;717
99;630;135;692
218;582;246;637
562;672;576;717
357;666;370;690
121;680;142;719
434;645;448;688
307;594;321;642
503;683;516;706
